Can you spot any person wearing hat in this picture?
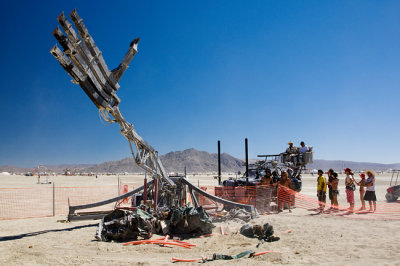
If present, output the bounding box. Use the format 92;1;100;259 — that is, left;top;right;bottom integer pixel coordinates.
363;170;377;212
285;141;298;164
344;168;355;212
353;173;367;211
286;141;298;154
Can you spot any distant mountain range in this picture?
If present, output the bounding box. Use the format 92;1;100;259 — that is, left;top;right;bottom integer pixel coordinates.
308;160;400;172
1;148;399;174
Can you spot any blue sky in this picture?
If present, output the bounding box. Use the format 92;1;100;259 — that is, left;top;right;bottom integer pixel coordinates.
0;1;399;167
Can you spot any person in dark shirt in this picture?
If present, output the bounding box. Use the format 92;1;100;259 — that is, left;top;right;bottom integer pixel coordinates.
326;169;335;209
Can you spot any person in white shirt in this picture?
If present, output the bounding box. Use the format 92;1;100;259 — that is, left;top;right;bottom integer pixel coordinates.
299;141;309;153
363;170;377;212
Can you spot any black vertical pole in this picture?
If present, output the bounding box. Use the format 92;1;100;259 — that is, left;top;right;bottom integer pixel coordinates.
52;182;55;216
245;138;249;185
218;140;221;185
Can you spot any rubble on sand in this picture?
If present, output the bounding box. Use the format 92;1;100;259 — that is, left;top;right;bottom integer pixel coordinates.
95;208;154;242
168;206;215;235
212;208;253;223
95;206;214;242
240;223;280;242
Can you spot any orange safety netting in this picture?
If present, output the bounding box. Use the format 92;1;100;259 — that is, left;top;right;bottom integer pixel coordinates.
197;185;400;220
198;185;279;213
0;186;120;220
116;183;137;207
273;185;400;219
1;184;399;220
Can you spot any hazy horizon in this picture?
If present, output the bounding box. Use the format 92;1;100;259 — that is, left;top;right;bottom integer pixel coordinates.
2;147;400;169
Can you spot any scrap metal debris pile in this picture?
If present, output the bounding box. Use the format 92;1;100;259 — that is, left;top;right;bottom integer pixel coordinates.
168;206;214;235
95;208;153;242
96;206;215;242
240;223;280;242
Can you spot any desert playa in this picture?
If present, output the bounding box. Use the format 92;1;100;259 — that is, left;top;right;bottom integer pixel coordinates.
1;1;400;265
1;173;399;265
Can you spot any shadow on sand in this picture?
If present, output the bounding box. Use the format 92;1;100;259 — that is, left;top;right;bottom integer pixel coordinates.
0;223;97;242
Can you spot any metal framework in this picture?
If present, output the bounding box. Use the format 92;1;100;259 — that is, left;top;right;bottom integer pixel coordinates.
50;9;257;219
50;9;175;200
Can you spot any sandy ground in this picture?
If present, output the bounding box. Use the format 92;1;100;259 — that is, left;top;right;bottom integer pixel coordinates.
0;173;399;265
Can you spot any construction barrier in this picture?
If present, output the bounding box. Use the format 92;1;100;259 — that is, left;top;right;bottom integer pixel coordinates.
274;185;400;220
1;183;399;220
198;185;279;214
199;185;400;219
0;185;120;220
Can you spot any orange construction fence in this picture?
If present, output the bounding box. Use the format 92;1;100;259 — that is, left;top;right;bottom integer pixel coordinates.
0;185;121;220
2;184;399;220
197;185;280;214
197;185;400;219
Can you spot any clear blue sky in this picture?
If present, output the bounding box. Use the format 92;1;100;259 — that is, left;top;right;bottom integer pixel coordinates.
0;1;399;167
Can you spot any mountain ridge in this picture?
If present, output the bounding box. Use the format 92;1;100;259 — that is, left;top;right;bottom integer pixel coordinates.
1;148;399;174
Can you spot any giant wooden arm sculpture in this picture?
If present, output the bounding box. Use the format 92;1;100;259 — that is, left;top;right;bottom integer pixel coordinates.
50;9;175;189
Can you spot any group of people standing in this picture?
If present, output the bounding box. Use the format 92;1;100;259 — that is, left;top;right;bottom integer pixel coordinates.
317;168;377;213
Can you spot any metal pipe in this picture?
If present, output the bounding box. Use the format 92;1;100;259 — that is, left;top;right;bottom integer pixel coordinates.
118;175;120;195
143;172;147;204
153;177;158;214
52;182;55;216
245;138;249;184
218;140;221;185
154;152;159;212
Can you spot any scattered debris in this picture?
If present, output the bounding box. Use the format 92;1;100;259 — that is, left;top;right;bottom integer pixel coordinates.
95;206;214;242
172;250;280;262
212;208;253;222
169;206;214;235
123;236;195;249
199;234;216;238
95;208;154;242
240;223;280;242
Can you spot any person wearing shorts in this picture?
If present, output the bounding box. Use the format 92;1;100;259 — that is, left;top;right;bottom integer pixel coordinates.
364;170;377;212
354;173;366;210
344;168;355;212
317;170;327;212
331;172;339;211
